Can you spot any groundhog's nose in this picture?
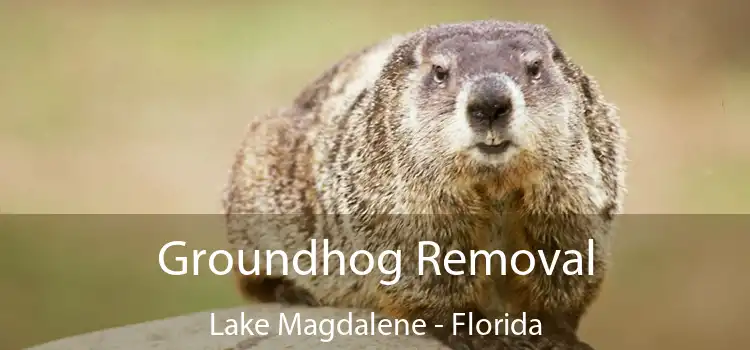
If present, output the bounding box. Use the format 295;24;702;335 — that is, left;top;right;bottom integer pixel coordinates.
466;78;514;126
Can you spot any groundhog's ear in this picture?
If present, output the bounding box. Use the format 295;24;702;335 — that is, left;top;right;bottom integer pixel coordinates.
410;36;429;67
543;31;566;63
541;29;596;108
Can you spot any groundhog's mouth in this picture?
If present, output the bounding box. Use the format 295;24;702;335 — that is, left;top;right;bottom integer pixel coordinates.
475;140;513;155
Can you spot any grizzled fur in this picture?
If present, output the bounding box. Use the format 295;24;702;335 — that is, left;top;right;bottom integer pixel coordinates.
224;20;626;349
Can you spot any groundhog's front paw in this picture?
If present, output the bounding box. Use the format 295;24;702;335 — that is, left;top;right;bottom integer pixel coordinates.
272;278;320;306
521;335;596;350
442;331;594;350
435;327;509;350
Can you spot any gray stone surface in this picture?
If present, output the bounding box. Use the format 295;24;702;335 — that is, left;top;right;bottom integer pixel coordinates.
26;303;449;350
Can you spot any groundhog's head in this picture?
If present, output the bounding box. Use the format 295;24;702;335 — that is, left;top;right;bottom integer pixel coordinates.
387;21;587;179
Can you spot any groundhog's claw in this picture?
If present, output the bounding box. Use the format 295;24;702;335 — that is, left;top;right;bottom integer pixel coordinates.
439;329;595;350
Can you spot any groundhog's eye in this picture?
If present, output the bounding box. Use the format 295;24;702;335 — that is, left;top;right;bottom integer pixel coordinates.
526;59;543;81
432;64;449;84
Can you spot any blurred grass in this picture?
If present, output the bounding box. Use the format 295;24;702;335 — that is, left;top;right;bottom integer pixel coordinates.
0;215;241;348
0;1;749;349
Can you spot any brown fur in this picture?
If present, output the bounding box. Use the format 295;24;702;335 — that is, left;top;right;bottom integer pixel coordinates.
223;20;626;350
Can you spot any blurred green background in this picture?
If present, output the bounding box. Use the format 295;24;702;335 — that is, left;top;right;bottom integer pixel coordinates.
1;1;749;349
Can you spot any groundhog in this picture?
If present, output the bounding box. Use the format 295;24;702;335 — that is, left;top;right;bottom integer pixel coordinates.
223;20;626;350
